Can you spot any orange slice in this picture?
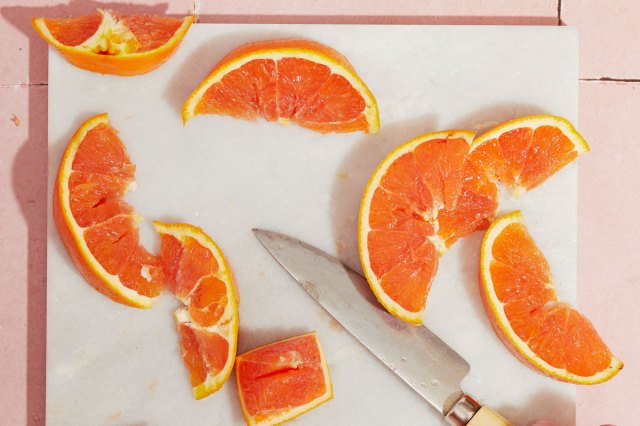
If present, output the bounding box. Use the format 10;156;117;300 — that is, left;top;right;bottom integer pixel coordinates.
53;113;163;308
235;332;333;426
155;222;239;399
469;115;590;195
480;211;623;384
359;130;498;323
32;9;193;76
182;38;379;133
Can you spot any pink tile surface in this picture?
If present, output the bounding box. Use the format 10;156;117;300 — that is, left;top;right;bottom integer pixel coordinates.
195;0;558;22
0;86;47;425
563;0;640;79
576;81;640;426
0;1;638;425
199;0;557;16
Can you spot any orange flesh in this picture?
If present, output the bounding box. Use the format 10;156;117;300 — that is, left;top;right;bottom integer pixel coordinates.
69;123;162;297
195;57;367;133
45;14;102;46
178;324;229;386
84;215;138;275
436;159;498;248
159;234;219;302
491;223;613;376
197;59;277;121
366;137;497;313
121;15;183;52
470;125;579;191
43;12;183;52
236;334;327;421
188;276;228;327
158;233;231;388
520;126;579;189
178;324;208;385
68;172;132;227
413;137;468;210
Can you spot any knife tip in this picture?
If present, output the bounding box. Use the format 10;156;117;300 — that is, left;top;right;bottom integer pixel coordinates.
252;228;274;244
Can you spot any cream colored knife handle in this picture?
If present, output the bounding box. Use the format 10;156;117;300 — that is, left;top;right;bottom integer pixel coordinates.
467;406;511;426
446;395;511;426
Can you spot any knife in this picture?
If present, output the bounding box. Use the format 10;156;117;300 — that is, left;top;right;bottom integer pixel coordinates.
253;229;511;426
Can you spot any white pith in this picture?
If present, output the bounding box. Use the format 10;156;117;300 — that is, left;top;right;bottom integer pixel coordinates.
79;9;140;55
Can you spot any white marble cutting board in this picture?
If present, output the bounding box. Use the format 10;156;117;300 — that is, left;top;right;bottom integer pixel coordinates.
47;24;580;425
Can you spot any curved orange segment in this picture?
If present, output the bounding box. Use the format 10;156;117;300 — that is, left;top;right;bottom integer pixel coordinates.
480;211;623;384
469;115;590;195
154;222;239;399
32;9;194;76
358;130;498;324
182;38;379;134
53;113;163;308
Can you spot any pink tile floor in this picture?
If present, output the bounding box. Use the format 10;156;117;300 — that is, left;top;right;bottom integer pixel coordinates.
1;1;638;425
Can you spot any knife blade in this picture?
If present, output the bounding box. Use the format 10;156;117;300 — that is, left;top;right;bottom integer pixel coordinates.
253;229;511;426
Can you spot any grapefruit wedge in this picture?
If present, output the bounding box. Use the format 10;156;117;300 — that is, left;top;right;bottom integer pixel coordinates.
235;332;332;426
53;113;163;308
359;130;498;323
480;211;623;384
359;115;589;324
155;222;239;399
182;38;379;133
469;115;590;196
33;9;193;75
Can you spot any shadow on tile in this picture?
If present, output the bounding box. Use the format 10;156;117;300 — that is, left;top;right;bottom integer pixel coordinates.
1;2;172;425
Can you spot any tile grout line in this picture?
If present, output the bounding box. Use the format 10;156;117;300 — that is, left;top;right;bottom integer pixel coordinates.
3;79;640;89
581;77;640;83
8;78;640;88
0;83;47;88
191;0;201;22
557;0;562;25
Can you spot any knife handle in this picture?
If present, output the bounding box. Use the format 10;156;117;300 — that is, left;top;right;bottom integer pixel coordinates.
467;406;511;426
446;395;511;426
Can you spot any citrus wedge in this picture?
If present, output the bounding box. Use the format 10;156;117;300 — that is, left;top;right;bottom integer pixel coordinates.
469;115;590;195
33;9;193;76
182;38;379;133
358;130;497;324
235;332;333;426
359;130;498;323
53;113;163;308
480;211;623;384
155;222;239;399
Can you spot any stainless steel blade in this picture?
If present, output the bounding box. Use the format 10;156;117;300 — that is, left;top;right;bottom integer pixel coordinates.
253;229;471;416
